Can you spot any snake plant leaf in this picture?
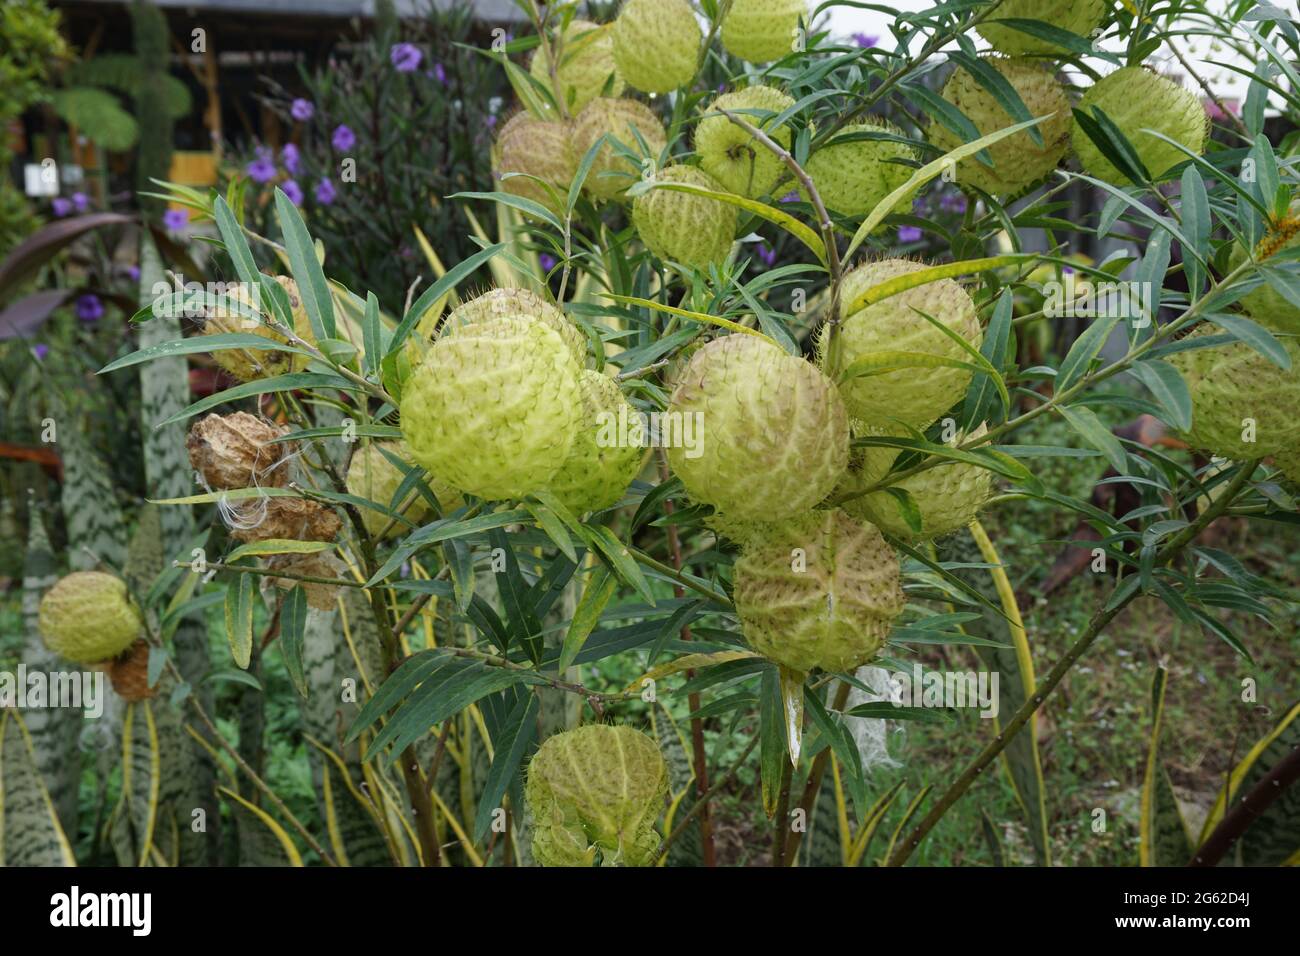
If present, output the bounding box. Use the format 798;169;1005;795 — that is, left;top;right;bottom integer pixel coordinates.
19;507;81;836
0;711;77;866
220;787;304;866
1196;699;1300;866
1139;666;1194;866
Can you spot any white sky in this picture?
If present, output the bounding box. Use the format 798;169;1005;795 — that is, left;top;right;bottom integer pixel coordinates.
823;0;1267;106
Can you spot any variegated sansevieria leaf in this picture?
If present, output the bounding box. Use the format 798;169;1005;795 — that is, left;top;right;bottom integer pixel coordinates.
136;233;220;864
297;599;394;867
0;711;77;866
106;702;161;866
220;787;304;866
1196;700;1300;866
48;387;128;572
1140;666;1193;866
20;505;81;838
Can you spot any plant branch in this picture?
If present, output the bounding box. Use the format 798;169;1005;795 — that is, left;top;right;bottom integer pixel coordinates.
885;460;1260;866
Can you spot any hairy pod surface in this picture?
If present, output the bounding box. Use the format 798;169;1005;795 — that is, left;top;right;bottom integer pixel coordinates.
1072;66;1208;186
401;315;582;500
840;423;994;541
821;259;982;428
203;275;316;381
695;85;796;199
631;164;737;269
666;334;849;522
548;371;645;515
976;0;1108;57
440;286;587;364
572;97;667;201
612;0;701;94
526;724;668;867
529;18;624;114
804;121;915;216
1170;328;1300;461
734;509;905;674
39;571;143;665
721;0;807;63
929;57;1070;195
492;113;577;216
345;442;463;538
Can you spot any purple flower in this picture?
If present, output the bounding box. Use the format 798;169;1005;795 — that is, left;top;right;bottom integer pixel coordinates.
756;243;777;267
939;192;968;214
281;179;304;206
897;225;923;243
76;294;104;323
391;43;422;73
291;98;314;122
51;197;73;217
315;178;336;205
126;264;141;282
433;62;447;85
852;33;878;48
538;253;557;272
247;147;277;184
332;124;355;151
779;190;799;203
163;208;189;233
32;344;49;361
485;114;497;129
281;143;300;175
71;192;89;213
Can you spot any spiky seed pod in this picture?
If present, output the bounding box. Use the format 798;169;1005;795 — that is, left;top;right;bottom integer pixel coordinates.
526;724;668;867
108;640;155;702
803;121;915;216
632;164;736;269
203;275;316;381
666;335;849;522
1228;205;1300;335
440;287;587;365
265;552;348;611
530;19;624;114
840;424;994;541
694;85;796;199
345;442;463;539
547;371;645;515
976;0;1108;57
1169;328;1300;460
186;412;296;490
38;571;142;665
734;509;905;674
721;0;806;63
1072;67;1209;186
571;97;667;202
492;113;577;216
228;497;341;544
612;0;701;94
929;57;1070;196
821;259;982;428
401;316;582;501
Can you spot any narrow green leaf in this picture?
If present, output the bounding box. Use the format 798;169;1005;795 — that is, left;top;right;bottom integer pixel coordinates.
280;586;309;699
274;187;335;340
224;574;254;669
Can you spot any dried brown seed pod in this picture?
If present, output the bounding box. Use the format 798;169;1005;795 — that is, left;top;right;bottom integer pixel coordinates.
187;412;296;491
228;496;341;544
265;551;346;611
108;640;155;702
